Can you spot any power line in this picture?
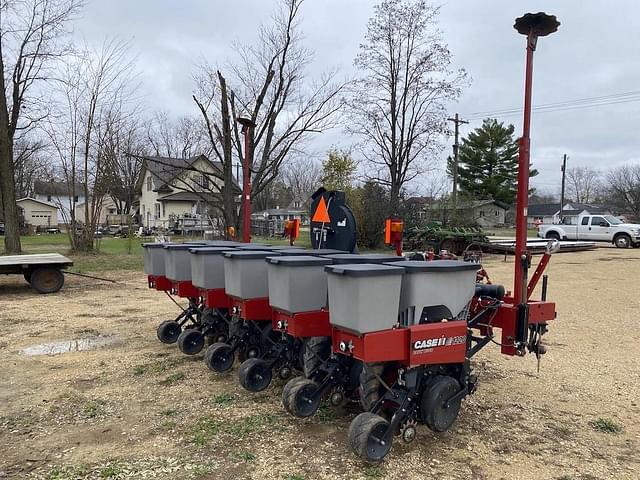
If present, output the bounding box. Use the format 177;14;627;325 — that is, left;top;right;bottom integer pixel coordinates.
464;90;640;120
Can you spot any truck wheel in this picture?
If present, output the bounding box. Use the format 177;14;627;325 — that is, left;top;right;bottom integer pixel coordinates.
545;232;561;241
30;267;64;294
614;234;631;249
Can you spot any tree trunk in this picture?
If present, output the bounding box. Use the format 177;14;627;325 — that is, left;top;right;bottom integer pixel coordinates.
0;137;21;253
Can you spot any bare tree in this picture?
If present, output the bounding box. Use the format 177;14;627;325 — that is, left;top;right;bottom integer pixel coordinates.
46;39;138;251
14;135;50;198
0;0;82;253
193;0;346;236
146;111;211;159
607;164;640;220
347;0;466;212
282;155;322;201
566;166;601;204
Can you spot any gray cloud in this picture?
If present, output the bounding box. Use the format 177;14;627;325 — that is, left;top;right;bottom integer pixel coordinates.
74;0;640;195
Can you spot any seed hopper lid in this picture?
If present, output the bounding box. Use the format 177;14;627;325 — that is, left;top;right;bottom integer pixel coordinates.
267;255;334;267
236;243;274;250
163;243;207;250
189;247;236;255
324;263;405;277
391;260;480;273
322;253;407;264
142;243;167;249
224;250;281;259
204;240;244;247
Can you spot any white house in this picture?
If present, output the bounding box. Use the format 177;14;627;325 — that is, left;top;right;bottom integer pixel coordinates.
33;180;86;224
528;202;613;227
136;155;234;232
16;197;58;229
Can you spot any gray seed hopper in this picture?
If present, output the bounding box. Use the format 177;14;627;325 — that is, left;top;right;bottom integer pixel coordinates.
223;250;281;299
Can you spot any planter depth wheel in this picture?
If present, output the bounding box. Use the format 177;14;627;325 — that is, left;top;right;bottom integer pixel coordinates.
30;267;64;294
420;376;462;432
238;358;273;392
348;412;392;462
157;321;182;344
204;342;235;373
287;378;322;418
177;329;205;355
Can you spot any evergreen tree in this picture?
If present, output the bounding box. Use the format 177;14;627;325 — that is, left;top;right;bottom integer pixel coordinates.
450;118;538;203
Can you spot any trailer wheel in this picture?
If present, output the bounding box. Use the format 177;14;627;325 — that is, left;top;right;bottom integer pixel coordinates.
303;336;331;378
157;321;181;344
282;376;309;414
348;412;392;462
204;342;234;372
23;271;32;283
614;233;631;249
177;329;205;355
420;376;462;432
286;378;322;417
30;267;64;294
238;358;272;392
359;363;384;411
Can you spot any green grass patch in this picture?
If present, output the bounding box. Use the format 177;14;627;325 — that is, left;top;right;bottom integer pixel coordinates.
285;475;305;480
363;465;385;479
209;392;234;406
159;408;178;417
83;399;107;418
234;451;256;462
589;417;623;434
188;416;222;446
99;463;123;478
132;364;147;376
159;371;186;386
187;413;279;446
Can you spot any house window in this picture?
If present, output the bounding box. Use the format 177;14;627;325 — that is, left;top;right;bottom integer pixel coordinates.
162;203;165;217
108;208;116;214
74;195;79;203
154;203;160;219
479;211;485;217
47;195;52;202
147;175;152;192
194;174;209;190
495;210;499;216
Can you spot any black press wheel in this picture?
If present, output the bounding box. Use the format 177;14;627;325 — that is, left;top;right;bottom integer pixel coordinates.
30;267;64;294
348;412;392;462
204;342;235;373
281;376;308;414
286;378;322;418
420;375;462;432
177;329;205;355
157;321;181;344
238;358;273;392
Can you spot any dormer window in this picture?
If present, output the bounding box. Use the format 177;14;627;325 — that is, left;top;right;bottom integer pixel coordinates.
147;175;152;191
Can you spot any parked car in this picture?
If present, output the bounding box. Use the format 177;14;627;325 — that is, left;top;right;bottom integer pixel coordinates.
0;223;4;235
538;214;640;248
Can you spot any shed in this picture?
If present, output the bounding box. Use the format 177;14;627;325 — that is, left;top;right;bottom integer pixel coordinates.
16;198;58;228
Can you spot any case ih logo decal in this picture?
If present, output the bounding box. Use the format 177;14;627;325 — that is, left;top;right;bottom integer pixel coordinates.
413;335;466;351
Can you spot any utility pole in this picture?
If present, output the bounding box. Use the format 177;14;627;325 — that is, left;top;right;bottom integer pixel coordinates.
559;154;567;223
447;113;468;207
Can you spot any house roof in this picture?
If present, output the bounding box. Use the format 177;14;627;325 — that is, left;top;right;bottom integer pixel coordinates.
16;197;58;208
33;180;83;196
528;203;560;216
566;202;611;214
140;155;230;193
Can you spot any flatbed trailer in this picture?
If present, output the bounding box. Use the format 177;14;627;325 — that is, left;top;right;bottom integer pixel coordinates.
0;253;73;294
479;239;597;254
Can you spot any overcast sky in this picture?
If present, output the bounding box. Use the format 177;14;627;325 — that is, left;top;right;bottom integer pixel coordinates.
74;0;640;197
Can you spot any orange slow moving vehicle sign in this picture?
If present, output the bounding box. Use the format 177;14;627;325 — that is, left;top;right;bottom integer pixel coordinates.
312;195;331;223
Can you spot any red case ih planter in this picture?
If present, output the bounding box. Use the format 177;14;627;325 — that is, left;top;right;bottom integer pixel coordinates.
272;309;330;338
201;288;231;310
148;275;172;292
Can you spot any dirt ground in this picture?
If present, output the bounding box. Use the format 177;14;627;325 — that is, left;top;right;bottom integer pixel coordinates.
0;247;639;480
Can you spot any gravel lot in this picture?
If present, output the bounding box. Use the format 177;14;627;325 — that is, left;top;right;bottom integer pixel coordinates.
0;247;638;480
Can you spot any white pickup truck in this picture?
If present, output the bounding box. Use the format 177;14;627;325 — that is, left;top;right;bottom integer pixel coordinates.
538;214;640;248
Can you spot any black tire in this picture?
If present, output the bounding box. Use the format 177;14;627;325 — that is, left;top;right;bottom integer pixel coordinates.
157;321;181;344
177;329;205;355
303;336;331;378
204;342;235;373
632;242;640;249
237;343;263;364
238;358;273;392
23;271;32;283
282;376;309;414
359;363;384;411
348;412;392;462
420;376;462;432
30;267;64;294
545;231;561;241
614;234;631;249
286;378;322;418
